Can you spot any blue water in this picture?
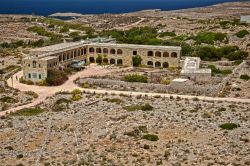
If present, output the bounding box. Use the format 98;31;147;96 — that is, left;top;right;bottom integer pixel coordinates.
0;0;247;16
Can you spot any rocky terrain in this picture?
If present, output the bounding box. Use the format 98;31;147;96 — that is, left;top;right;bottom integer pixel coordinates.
0;92;249;165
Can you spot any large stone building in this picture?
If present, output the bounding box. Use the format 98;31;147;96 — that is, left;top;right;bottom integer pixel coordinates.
23;40;181;82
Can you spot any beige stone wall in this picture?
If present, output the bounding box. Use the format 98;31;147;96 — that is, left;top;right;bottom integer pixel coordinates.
23;43;181;82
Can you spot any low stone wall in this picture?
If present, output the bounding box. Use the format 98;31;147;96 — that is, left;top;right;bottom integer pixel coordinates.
78;78;221;96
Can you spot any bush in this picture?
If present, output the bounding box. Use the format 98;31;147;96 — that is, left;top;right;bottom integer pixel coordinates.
0;96;17;103
45;69;68;86
132;55;142;67
159;31;176;37
240;74;250;80
10;107;45;116
235;30;249;38
71;89;82;96
124;74;148;83
71;94;82;101
143;134;159;141
24;91;38;98
219;123;239;130
124;103;153;112
193;31;227;44
208;65;232;76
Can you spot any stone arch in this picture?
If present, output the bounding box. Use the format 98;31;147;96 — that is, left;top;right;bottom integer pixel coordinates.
110;48;116;54
163;62;169;68
117;59;123;65
103;48;109;54
78;50;81;56
171;52;178;58
74;50;77;57
155;51;161;57
148;51;153;56
71;52;73;58
110;59;116;64
163;52;169;57
96;48;102;54
103;58;108;63
59;55;62;62
63;54;66;61
84;48;87;54
147;61;153;66
89;57;95;63
89;47;95;53
155;61;161;68
67;53;70;59
117;49;123;55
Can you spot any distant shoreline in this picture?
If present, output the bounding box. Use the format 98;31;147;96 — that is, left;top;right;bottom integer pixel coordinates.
0;0;245;16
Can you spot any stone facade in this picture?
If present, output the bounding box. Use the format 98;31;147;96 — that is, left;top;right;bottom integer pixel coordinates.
23;41;181;82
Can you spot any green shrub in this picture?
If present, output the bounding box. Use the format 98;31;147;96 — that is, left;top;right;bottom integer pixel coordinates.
71;94;82;101
24;91;38;98
235;30;249;38
132;55;142;67
71;89;82;95
232;60;243;66
124;103;153;112
219;123;239;130
45;69;68;86
240;74;250;80
208;65;232;75
193;31;227;44
143;134;159;141
10;107;45;116
0;96;17;103
55;98;72;105
124;74;148;83
159;31;176;37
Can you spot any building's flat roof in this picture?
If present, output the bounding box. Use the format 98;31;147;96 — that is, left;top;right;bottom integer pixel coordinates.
90;43;181;50
40;56;58;61
181;69;211;74
30;42;87;52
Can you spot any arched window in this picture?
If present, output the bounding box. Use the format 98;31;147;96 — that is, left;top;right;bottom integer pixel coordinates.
117;49;123;55
147;61;153;66
89;57;95;63
110;59;116;64
155;51;161;57
171;52;178;58
163;52;169;57
103;48;108;54
148;51;153;56
163;62;169;68
103;58;108;63
110;49;116;54
96;48;102;54
155;61;161;68
89;47;95;53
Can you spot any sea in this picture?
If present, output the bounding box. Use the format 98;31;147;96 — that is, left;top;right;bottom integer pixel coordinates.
0;0;247;16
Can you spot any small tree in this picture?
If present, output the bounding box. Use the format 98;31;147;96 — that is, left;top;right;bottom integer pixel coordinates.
96;55;103;64
132;55;142;67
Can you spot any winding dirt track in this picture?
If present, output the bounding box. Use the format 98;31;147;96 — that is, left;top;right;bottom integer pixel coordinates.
1;66;250;116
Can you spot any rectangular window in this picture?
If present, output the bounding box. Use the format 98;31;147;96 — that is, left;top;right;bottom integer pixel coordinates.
39;74;41;79
28;73;31;78
32;73;37;79
133;51;137;55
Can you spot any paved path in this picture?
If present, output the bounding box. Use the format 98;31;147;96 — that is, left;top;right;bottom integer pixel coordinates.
1;66;250;116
